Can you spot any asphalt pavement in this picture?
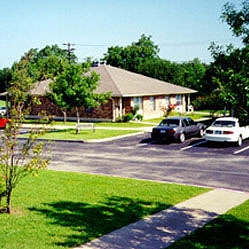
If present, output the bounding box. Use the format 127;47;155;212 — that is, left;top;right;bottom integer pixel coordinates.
47;132;249;249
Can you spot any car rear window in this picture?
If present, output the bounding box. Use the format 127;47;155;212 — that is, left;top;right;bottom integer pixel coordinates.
160;119;179;126
212;120;235;127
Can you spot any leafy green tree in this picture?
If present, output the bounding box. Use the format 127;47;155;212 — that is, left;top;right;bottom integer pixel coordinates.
221;0;249;44
208;43;249;121
137;57;209;96
178;58;207;94
103;34;159;72
103;35;208;94
0;67;12;95
48;63;111;124
33;45;72;80
204;1;249;120
103;46;125;69
6;45;73;83
0;53;50;214
136;58;174;81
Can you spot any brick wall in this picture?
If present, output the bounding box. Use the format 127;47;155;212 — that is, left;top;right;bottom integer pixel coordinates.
30;96;113;120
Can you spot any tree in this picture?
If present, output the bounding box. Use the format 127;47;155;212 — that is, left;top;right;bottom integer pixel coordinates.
221;0;249;44
48;63;111;124
103;34;160;72
7;45;73;83
208;43;249;121
0;67;12;95
178;59;207;94
102;46;125;69
204;1;249;120
0;52;50;214
34;45;72;80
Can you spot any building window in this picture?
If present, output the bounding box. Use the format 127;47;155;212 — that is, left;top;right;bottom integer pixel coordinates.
165;96;170;107
176;94;182;105
133;97;142;110
150;96;155;110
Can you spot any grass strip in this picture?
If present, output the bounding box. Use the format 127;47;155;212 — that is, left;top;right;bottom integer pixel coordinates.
21;128;141;140
168;199;249;249
0;170;208;249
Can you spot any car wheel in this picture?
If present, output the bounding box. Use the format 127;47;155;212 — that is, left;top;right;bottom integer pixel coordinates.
179;133;185;143
237;135;242;147
199;129;204;137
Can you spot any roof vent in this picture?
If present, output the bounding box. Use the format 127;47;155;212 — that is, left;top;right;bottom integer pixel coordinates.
92;61;106;67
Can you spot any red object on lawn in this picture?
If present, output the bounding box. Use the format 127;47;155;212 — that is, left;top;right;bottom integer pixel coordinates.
0;117;10;128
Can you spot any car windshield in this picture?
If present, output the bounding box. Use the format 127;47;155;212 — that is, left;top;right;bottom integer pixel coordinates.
212;120;235;127
159;119;179;127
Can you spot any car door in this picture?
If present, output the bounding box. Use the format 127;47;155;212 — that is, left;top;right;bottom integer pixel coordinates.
187;118;199;136
182;119;191;137
182;118;195;137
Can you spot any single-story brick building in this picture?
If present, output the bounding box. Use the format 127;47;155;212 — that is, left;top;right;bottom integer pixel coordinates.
29;64;197;121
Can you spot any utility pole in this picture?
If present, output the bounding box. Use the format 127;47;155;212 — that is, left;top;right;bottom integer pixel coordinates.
63;43;75;63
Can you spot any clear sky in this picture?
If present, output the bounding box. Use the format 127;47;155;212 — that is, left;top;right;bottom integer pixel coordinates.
0;0;243;68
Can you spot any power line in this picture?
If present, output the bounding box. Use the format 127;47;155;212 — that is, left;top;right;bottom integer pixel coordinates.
63;43;75;63
75;43;109;47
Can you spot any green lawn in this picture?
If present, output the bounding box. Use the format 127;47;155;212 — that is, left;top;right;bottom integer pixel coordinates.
168;199;249;249
25;128;141;140
0;99;5;106
20;111;213;141
0;170;208;249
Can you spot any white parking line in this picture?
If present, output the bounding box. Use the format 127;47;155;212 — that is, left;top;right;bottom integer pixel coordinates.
233;145;249;155
180;140;207;151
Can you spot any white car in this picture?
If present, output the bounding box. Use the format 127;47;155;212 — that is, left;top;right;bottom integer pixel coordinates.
205;117;249;146
0;107;7;116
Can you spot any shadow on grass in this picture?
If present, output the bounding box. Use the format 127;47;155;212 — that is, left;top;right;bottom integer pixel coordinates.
29;196;169;248
28;197;249;249
168;214;249;249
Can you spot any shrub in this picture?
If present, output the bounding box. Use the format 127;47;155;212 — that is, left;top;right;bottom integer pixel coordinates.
192;94;224;110
135;114;143;121
132;105;140;115
115;116;123;122
122;112;134;122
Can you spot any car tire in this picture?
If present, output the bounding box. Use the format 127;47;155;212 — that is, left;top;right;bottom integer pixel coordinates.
179;133;185;143
199;129;204;137
237;135;242;147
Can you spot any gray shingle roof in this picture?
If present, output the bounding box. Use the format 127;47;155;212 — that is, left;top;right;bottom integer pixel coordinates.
92;65;197;97
31;65;197;96
30;79;51;95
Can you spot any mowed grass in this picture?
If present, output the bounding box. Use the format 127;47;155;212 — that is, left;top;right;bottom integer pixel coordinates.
35;128;141;140
168;199;249;249
0;170;209;249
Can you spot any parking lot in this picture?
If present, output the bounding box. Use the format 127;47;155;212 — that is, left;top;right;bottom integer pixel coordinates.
140;134;249;156
49;132;249;192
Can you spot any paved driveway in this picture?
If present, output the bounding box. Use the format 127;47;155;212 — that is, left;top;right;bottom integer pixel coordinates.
49;133;249;192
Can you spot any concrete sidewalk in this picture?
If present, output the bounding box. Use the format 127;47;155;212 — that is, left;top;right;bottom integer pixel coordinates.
75;188;249;249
